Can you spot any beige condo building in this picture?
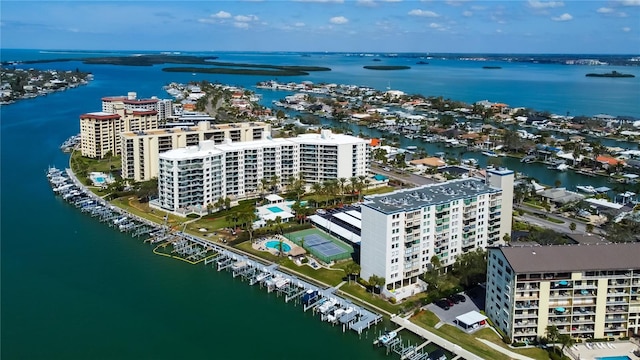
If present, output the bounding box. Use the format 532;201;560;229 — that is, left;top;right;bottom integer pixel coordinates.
80;109;159;159
120;121;270;181
486;244;640;344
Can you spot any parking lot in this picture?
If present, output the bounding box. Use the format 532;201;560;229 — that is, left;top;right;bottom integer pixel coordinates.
425;287;486;326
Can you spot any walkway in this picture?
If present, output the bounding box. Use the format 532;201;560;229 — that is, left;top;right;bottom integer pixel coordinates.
476;338;536;360
390;316;484;360
391;316;537;360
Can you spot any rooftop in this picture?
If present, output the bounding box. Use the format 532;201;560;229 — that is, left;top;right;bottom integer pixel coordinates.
287;129;368;146
362;178;499;214
496;243;640;273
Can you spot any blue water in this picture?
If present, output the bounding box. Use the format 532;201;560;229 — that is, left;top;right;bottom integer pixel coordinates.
267;206;284;213
265;240;291;253
2;49;638;117
596;356;631;360
374;174;389;181
95;176;106;184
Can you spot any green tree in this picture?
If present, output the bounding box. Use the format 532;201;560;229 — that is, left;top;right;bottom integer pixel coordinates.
569;222;577;233
586;223;594;233
545;325;560;354
344;262;361;284
368;275;385;296
558;333;575;355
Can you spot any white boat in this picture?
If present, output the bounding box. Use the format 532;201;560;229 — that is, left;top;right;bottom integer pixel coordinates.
556;163;569;171
576;185;597;194
375;330;398;346
482;151;498;157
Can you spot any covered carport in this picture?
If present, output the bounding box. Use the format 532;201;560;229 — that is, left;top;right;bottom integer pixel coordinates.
455;311;487;332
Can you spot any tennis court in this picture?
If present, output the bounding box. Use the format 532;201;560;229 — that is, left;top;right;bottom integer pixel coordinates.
286;228;353;263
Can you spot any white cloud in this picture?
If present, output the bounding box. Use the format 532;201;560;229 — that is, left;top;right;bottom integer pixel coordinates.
408;9;439;17
234;15;258;22
528;0;564;9
211;11;232;19
552;13;573;21
462;10;473;17
445;0;470;6
294;22;305;27
429;22;441;28
382;0;402;2
294;0;344;2
234;22;249;29
357;0;377;6
619;0;640;5
622;26;631;31
597;7;614;13
329;16;348;24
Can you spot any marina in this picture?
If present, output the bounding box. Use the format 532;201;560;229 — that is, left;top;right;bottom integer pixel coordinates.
46;166;384;336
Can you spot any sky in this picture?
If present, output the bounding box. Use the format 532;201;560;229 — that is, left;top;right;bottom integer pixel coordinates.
1;0;639;54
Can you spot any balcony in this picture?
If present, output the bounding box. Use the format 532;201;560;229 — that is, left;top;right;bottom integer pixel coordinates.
514;311;538;319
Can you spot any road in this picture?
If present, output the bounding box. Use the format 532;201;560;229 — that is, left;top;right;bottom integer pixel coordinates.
514;204;606;238
370;162;438;186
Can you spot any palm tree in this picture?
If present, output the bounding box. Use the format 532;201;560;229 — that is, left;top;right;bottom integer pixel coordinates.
558;333;575;355
311;182;323;206
259;177;269;199
338;177;347;203
344;262;361;284
546;325;560;354
269;174;280;193
274;215;283;235
368;275;385;296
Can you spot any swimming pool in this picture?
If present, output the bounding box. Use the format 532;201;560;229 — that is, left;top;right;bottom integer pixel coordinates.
596;356;631;360
95;176;106;184
267;206;284;213
265;240;291;253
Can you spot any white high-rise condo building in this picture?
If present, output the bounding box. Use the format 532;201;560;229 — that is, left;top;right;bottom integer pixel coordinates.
153;130;369;215
486;244;640;344
360;170;513;296
287;129;370;183
156;141;225;214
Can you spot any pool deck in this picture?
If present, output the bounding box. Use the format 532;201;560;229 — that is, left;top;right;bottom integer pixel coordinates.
566;341;640;360
252;235;303;256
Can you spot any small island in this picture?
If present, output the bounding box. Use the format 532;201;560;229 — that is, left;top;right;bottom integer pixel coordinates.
482;66;502;69
586;71;635;78
363;65;411;70
416;61;429;65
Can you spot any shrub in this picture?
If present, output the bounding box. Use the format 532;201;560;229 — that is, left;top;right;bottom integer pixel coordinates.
390;297;397;304
512;342;527;347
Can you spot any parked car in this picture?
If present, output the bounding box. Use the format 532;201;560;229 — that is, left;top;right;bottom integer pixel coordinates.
443;298;454;307
448;295;461;304
452;294;466;303
435;299;450;310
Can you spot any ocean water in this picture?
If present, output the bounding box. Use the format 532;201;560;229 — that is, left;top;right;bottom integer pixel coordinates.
1;49;639;359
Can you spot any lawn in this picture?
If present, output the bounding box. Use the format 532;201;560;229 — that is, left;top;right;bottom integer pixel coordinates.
280;258;347;287
111;197;183;227
339;283;400;315
474;328;549;360
410;311;549;360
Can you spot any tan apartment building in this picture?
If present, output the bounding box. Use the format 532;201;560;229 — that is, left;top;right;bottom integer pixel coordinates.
120;121;270;181
80;109;159;159
486;244;640;344
80;112;124;158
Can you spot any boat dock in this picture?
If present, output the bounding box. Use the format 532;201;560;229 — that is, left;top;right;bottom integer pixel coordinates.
47;166;383;336
202;240;382;335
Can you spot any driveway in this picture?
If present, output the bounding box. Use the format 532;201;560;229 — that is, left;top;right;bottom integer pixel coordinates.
425;286;486;325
